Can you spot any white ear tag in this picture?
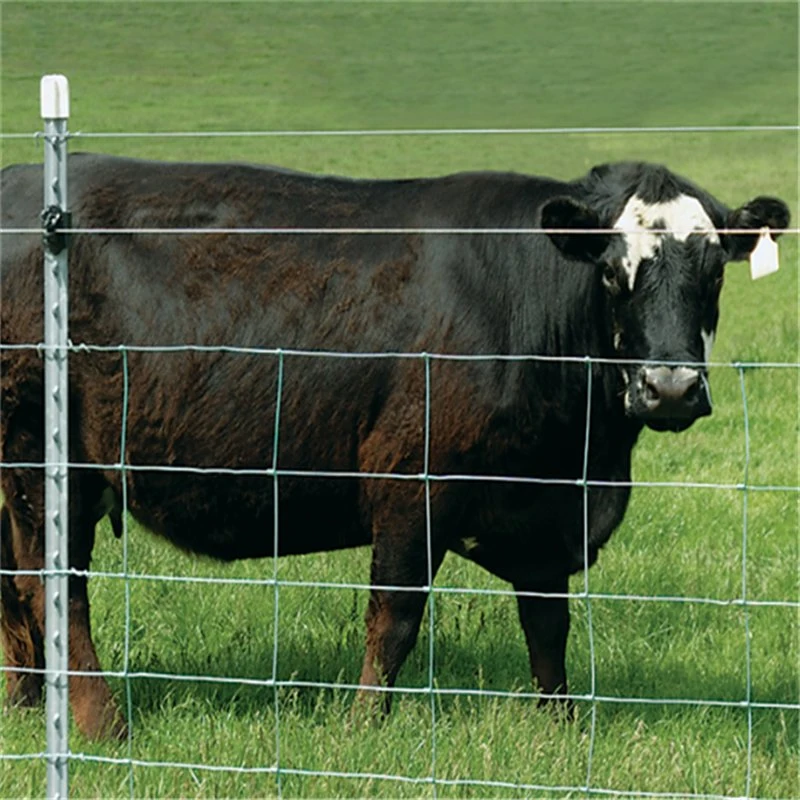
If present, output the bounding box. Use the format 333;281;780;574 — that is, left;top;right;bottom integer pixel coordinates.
749;227;779;280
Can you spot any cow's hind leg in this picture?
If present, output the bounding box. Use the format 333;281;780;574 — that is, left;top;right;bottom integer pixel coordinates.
66;473;127;740
1;503;45;707
1;467;126;739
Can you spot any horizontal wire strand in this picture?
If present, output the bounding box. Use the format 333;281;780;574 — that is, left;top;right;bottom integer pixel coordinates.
0;663;796;713
1;457;798;498
0;460;797;494
0;567;796;609
1;341;799;371
2;225;799;236
0;749;790;800
1;124;798;140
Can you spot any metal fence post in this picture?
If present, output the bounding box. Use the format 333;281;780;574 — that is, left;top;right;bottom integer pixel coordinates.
41;73;70;800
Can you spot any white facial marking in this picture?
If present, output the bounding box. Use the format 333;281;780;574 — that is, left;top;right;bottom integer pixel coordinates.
614;195;720;290
701;329;715;364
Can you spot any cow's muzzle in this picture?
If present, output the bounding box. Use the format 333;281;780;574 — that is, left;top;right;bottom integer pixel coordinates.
628;365;712;431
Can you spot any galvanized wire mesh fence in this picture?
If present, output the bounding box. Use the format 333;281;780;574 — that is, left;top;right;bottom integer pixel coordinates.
0;105;798;798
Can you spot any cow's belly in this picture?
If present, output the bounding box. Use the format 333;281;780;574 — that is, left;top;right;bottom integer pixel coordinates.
122;472;371;560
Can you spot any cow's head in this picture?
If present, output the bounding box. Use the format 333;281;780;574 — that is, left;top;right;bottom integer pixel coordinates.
542;163;790;432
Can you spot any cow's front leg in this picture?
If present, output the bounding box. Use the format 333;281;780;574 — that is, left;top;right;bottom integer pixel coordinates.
356;523;446;717
514;575;572;709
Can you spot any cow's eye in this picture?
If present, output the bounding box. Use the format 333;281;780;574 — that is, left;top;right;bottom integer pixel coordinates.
602;264;617;286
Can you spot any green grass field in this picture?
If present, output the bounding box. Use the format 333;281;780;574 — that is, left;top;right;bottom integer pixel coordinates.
1;2;798;798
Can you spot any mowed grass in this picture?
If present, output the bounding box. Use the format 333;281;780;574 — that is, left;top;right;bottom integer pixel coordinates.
0;2;798;798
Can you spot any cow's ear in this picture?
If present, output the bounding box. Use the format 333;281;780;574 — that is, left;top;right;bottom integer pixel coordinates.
723;196;790;262
541;196;611;264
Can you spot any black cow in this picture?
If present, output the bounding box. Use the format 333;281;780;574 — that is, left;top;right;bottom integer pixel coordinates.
0;155;789;739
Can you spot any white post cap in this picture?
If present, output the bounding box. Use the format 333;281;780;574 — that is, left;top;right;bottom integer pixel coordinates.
40;74;70;119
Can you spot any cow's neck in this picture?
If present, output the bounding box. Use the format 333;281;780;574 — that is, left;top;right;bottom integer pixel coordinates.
508;245;611;362
506;247;635;432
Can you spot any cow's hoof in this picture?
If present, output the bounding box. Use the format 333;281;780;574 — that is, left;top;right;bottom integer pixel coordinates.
349;687;390;729
73;699;129;741
81;711;129;742
537;694;576;722
5;672;43;708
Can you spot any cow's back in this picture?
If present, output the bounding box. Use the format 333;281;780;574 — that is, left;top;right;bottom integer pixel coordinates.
1;163;48;346
4;155;497;348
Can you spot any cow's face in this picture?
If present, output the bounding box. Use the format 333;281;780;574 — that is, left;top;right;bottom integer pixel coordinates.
542;189;790;432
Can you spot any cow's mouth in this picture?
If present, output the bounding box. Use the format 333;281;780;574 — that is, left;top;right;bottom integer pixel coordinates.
643;416;700;433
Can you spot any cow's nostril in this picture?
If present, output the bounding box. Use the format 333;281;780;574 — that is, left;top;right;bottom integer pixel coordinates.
643;378;660;405
683;374;701;402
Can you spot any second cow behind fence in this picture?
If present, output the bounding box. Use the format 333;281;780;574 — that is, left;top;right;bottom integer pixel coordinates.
0;155;789;738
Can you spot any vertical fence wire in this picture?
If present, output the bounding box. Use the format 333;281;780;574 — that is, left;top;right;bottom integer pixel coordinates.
737;366;754;799
271;350;286;798
581;357;598;793
120;347;135;799
422;352;438;798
